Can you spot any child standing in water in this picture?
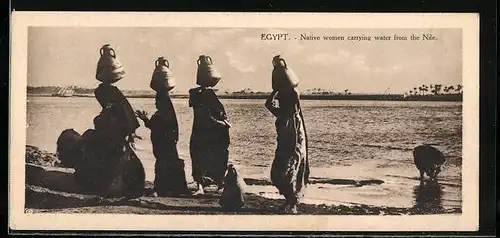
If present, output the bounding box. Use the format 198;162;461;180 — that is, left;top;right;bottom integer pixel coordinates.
265;87;310;213
136;91;190;197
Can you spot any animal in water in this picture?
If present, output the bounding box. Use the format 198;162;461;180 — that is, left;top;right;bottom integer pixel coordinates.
413;144;446;182
56;129;84;168
219;164;245;211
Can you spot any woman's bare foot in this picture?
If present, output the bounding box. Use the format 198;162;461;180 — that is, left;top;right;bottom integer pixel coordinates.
285;205;298;214
193;183;204;196
216;183;224;194
193;189;204;196
284;197;298;214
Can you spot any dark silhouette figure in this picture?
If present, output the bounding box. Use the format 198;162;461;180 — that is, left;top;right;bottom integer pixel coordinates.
136;91;190;197
66;81;145;199
413;144;446;182
413;180;444;212
56;129;84;168
189;86;231;195
219;164;245;211
265;88;310;214
75;102;145;198
94;82;141;145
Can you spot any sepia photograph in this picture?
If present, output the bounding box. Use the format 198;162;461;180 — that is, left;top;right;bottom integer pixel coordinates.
10;12;479;231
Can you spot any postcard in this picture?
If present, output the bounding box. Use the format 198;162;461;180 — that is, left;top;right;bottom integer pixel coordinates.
10;12;479;231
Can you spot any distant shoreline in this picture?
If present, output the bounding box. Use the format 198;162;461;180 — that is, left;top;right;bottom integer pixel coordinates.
27;93;463;102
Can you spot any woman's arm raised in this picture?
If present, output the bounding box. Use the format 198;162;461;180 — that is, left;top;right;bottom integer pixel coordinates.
135;110;151;129
265;90;280;117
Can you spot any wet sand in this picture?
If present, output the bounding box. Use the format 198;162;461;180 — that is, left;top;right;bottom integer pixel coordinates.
25;145;461;215
240;165;461;210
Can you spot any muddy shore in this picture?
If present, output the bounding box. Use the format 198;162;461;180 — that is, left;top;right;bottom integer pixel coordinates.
25;145;461;215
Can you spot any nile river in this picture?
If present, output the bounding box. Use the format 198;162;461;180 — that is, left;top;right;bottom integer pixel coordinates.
27;96;462;211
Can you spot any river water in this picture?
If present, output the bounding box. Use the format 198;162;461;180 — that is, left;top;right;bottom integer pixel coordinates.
26;96;462;211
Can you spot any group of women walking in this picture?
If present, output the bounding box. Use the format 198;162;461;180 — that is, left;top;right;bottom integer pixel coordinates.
57;44;309;213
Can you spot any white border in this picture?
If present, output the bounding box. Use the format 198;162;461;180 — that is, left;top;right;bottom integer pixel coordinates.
10;12;479;231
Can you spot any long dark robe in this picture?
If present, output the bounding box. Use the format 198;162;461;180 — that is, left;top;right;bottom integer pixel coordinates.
189;87;230;186
267;88;310;204
74;85;145;198
144;93;189;196
94;83;140;136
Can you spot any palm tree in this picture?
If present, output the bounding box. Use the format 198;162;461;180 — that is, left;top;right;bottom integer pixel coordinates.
421;85;428;95
456;84;463;94
344;89;349;95
434;84;442;95
447;85;455;94
413;87;418;95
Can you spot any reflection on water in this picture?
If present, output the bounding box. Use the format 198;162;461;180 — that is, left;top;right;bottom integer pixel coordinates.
413;180;443;211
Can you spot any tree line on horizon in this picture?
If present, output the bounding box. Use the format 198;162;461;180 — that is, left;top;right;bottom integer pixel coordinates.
28;85;462;96
228;88;400;96
405;84;463;96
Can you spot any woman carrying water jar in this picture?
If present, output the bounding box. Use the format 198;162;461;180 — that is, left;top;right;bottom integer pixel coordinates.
135;57;190;197
265;55;310;213
73;44;145;198
189;55;231;196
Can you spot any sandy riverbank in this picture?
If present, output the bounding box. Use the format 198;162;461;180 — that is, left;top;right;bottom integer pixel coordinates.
24;145;461;215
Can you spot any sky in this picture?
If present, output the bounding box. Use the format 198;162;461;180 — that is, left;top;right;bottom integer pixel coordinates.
27;27;462;94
